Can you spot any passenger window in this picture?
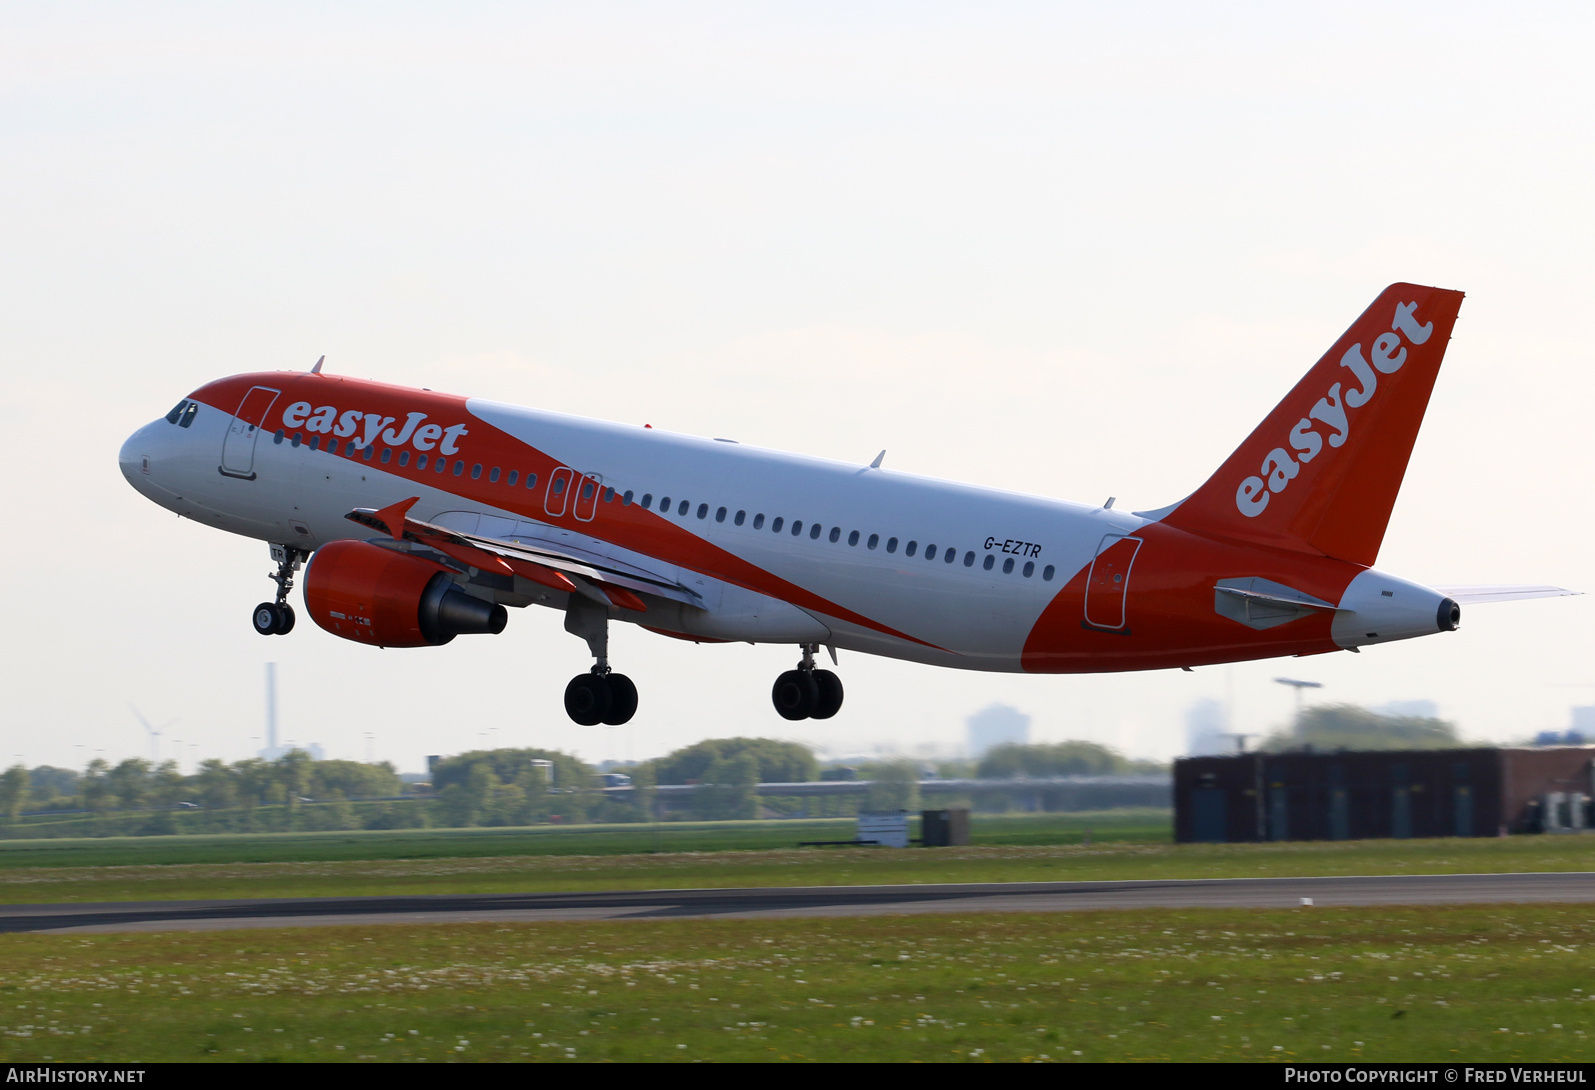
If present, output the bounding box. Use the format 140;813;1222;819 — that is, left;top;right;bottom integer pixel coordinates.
867;533;879;550
472;463;483;479
398;450;410;467
165;400;187;424
604;487;615;503
772;517;784;533
809;524;821;540
715;506;727;523
753;513;765;529
526;472;538;489
642;493;654;509
791;521;803;536
1023;560;1035;578
362;444;374;460
734;510;746;526
944;548;956;564
415;453;427;469
848;530;859;546
582;481;594;500
678;500;689;516
697;503;708;519
1002;557;1015;574
828;527;840;543
1043;564;1056;581
436;455;447;472
507;470;518;486
453;460;464;476
554;477;567;495
983;554;995;571
489;467;501;483
925;544;936;560
381;448;392;463
326;439;339;455
273;429;284;445
905;541;917;557
964;551;975;567
622;490;633;506
291;433;302;448
886;537;898;554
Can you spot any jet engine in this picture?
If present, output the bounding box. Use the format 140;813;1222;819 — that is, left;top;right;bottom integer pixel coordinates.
303;539;508;648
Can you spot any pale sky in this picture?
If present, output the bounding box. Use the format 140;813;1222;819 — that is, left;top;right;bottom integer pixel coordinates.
3;3;1592;773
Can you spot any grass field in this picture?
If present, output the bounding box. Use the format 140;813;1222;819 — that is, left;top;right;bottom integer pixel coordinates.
0;905;1589;1063
0;813;1592;905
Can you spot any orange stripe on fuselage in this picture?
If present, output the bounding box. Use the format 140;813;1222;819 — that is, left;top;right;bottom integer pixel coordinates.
188;372;946;650
1020;520;1363;673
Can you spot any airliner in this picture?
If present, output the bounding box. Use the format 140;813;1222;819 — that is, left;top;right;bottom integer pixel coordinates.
119;283;1571;726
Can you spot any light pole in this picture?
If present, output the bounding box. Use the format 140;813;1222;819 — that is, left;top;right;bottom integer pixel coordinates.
1273;677;1324;738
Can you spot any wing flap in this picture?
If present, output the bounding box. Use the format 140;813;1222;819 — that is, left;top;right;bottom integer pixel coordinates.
346;501;699;608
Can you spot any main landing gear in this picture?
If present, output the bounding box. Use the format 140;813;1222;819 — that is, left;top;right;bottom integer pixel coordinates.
252;543;306;636
772;644;843;721
562;596;638;726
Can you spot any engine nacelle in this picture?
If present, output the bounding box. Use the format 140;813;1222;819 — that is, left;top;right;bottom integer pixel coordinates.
304;539;508;648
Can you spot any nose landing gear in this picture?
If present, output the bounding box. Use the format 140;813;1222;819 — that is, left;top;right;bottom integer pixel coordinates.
252;543;306;636
772;644;843;721
562;595;638;725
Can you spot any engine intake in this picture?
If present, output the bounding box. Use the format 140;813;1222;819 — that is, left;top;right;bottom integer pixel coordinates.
304;539;508;648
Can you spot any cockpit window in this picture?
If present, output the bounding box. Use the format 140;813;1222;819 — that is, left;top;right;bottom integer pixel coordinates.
165;400;188;424
178;402;198;428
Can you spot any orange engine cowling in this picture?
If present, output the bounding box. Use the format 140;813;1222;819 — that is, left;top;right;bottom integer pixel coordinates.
303;539;509;648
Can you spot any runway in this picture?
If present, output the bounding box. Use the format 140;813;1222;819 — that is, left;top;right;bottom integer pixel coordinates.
2;871;1591;933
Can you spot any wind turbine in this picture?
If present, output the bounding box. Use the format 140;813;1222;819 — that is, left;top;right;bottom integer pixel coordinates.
128;706;177;765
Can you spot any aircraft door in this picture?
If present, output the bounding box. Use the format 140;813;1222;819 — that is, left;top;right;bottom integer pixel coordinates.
220;386;280;480
544;467;573;517
573;474;602;522
1083;534;1142;630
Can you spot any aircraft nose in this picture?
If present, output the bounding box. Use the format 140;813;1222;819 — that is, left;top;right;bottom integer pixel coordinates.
119;420;163;489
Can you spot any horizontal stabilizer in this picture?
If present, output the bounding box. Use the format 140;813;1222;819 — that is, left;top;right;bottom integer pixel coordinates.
1429;584;1581;605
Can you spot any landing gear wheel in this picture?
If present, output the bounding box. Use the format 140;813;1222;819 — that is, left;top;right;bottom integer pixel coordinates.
811;669;844;719
601;673;638;726
252;602;284;635
772;669;819;721
275;603;296;635
565;673;613;726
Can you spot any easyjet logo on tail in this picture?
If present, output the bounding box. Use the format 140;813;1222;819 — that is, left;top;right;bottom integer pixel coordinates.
1235;302;1434;518
280;402;470;455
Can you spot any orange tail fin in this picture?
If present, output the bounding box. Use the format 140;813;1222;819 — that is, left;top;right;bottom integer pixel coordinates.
1158;283;1464;567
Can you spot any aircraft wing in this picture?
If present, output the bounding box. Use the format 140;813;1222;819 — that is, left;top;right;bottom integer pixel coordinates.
345;498;700;611
1430;584;1582;605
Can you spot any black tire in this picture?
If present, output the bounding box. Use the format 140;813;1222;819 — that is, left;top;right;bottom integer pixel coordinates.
564;673;612;726
772;669;818;721
252;602;281;636
602;673;638;725
811;669;844;719
276;603;296;635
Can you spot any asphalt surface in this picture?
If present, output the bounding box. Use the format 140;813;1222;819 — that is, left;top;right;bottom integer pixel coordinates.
2;871;1591;933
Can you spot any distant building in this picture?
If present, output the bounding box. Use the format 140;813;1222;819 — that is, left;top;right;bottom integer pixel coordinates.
1175;746;1595;842
966;704;1030;757
1185;698;1230;756
259;742;324;762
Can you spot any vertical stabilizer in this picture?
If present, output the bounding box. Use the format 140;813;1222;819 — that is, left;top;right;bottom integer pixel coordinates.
1160;283;1464;567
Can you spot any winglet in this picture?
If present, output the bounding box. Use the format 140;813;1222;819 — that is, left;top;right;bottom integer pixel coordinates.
369;496;420;540
310;355;325;374
870;450;886;469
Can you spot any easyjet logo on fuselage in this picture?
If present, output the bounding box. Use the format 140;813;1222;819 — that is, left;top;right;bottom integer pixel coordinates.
1235;302;1434;518
280;402;470;456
